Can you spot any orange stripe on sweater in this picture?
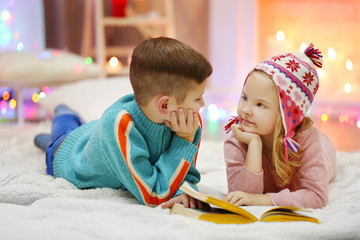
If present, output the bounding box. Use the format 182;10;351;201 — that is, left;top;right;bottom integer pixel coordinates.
170;160;191;194
193;113;203;166
116;113;190;206
135;160;190;205
117;113;132;159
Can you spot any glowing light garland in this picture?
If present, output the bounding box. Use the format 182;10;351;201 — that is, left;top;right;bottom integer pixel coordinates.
0;9;359;128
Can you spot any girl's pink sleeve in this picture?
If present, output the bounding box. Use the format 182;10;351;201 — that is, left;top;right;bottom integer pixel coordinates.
268;128;336;209
224;135;264;194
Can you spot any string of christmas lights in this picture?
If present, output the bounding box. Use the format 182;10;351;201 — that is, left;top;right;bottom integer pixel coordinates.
0;2;359;130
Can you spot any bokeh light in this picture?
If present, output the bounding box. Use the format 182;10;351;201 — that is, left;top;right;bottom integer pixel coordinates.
74;64;85;74
328;47;336;60
317;69;324;78
276;30;285;41
0;100;6;109
32;93;39;103
85;57;93;64
16;42;24;51
9;99;16;109
300;42;307;52
0;10;11;22
39;92;46;99
346;60;353;71
207;104;219;122
109;57;120;67
321;114;328;122
2;91;10;101
42;86;50;95
344;83;351;94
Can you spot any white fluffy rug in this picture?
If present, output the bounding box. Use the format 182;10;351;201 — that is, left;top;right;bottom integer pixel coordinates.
1;121;360;240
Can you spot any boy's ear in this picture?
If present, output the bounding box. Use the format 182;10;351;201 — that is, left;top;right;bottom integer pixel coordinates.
157;95;171;114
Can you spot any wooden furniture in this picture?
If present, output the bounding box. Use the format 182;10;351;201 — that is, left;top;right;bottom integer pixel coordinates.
82;0;175;77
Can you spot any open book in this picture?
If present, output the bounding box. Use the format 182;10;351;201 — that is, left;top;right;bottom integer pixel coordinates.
170;182;320;224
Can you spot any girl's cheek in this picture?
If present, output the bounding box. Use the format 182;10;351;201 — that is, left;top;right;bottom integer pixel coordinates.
237;107;242;116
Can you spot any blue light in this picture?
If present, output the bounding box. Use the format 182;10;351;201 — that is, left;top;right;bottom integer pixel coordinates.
219;108;227;120
16;42;24;51
0;23;12;46
207;104;220;122
39;51;51;59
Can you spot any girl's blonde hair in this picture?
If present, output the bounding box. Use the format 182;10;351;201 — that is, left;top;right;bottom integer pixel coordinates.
271;115;313;186
253;68;313;185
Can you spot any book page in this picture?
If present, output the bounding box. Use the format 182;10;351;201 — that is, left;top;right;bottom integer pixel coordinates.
180;182;258;222
241;206;319;223
240;206;278;220
177;183;319;224
170;203;256;224
198;185;226;200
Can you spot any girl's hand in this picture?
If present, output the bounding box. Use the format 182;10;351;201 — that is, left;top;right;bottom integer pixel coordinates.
232;123;263;173
231;124;261;145
161;193;209;209
224;191;273;206
165;108;199;143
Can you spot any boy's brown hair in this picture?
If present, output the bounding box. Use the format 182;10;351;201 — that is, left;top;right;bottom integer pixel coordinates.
129;37;213;106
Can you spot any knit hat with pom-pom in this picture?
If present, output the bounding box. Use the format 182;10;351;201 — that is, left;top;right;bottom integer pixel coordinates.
225;43;323;162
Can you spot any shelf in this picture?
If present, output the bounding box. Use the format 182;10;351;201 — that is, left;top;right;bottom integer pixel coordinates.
85;46;135;58
105;65;130;76
89;0;175;77
105;46;135;56
103;17;169;27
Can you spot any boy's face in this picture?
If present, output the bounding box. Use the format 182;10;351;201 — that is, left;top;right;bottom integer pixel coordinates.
167;79;208;118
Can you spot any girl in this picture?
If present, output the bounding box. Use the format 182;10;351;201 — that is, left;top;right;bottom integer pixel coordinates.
223;44;336;209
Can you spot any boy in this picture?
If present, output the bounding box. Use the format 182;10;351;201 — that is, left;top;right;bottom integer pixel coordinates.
34;37;212;208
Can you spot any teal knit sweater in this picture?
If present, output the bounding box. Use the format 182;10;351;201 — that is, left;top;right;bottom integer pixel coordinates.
53;94;201;206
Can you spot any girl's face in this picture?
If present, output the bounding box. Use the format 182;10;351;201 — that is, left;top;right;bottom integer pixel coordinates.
237;71;280;138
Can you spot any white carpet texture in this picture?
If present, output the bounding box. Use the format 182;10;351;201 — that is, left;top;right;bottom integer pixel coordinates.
1;122;360;240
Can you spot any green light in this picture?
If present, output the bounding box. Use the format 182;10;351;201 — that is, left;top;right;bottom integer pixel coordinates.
207;120;219;140
85;57;93;64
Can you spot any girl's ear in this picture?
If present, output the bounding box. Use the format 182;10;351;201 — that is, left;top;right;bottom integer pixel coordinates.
157;95;170;114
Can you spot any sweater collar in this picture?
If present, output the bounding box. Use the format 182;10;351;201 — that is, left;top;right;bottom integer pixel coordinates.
129;96;170;135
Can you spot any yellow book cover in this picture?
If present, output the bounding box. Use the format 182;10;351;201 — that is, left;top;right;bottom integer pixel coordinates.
170;182;320;224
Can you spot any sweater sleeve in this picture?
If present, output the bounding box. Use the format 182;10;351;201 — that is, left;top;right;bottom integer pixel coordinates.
224;135;265;194
173;122;202;196
268;128;337;208
109;111;200;206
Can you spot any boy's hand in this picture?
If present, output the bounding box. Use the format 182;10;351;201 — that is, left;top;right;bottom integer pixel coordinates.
161;193;209;209
165;108;199;143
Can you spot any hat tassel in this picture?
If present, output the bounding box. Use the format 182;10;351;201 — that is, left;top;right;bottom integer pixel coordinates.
224;116;239;134
283;137;300;163
304;43;323;68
